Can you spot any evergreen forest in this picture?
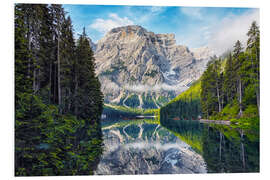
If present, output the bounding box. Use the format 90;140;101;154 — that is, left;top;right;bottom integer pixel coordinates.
160;21;260;156
200;21;260;140
15;4;104;176
160;21;260;172
161;21;260;136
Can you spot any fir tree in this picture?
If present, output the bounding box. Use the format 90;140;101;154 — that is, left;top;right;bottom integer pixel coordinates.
246;21;260;115
223;53;236;104
15;4;104;176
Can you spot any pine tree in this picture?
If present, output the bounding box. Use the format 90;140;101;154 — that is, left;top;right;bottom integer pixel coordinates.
223;53;237;104
201;61;217;117
71;28;104;174
49;4;65;106
15;4;32;99
233;40;243;59
232;40;245;116
74;28;103;121
15;4;104;175
246;21;260;115
213;59;223;113
59;16;76;114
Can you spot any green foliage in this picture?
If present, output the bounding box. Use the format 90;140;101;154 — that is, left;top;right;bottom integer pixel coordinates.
74;28;103;121
201;59;224;117
196;22;259;172
125;94;140;108
15;5;32;100
15;4;103;176
158;21;259;172
156;96;169;106
202;125;259;173
169;80;201;104
102;104;159;121
160;81;201;123
142;93;158;109
162;120;204;154
199;21;259;137
218;104;239;120
102;104;141;121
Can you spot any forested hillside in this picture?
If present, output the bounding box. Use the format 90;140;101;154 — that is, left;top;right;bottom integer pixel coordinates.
200;21;260;140
160;81;201;123
15;4;103;175
160;21;260;141
102;104;159;122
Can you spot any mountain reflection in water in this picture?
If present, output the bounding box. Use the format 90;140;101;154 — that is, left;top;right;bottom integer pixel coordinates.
95;120;207;175
160;119;259;173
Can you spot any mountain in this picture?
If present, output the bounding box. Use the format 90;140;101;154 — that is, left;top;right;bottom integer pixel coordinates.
93;25;213;108
89;37;97;51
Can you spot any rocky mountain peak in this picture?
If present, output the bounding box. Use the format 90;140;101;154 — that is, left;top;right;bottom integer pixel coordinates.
191;46;214;61
93;25;213;108
108;25;146;34
97;25;176;51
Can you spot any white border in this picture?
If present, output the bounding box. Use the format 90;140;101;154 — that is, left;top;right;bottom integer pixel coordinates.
13;0;262;8
2;0;270;180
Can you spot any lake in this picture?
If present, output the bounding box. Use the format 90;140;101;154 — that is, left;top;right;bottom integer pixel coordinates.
95;118;259;174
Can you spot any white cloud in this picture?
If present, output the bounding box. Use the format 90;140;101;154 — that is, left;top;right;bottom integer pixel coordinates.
208;9;259;55
180;7;203;20
176;28;211;48
90;13;134;34
150;6;165;15
124;83;187;93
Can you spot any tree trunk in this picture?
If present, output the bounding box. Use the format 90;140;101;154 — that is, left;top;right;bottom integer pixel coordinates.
221;93;224;110
217;84;221;113
238;78;243;117
240;129;246;170
219;131;222;161
57;33;61;111
68;88;71;112
54;61;57;104
33;65;36;92
27;20;31;79
37;67;40;92
49;61;52;103
256;89;260;117
74;73;78;116
32;53;38;93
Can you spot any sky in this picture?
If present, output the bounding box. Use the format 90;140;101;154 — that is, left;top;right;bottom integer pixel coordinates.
63;4;259;55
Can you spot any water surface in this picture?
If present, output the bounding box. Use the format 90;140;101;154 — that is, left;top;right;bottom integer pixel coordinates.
96;118;259;174
95;119;207;174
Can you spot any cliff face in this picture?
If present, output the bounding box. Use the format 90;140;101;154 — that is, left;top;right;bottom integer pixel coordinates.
92;25;213;108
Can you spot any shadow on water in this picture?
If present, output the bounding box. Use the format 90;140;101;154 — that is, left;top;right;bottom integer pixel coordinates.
160;118;259;173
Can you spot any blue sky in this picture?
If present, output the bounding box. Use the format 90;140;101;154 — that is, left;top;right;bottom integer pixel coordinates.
63;4;259;55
